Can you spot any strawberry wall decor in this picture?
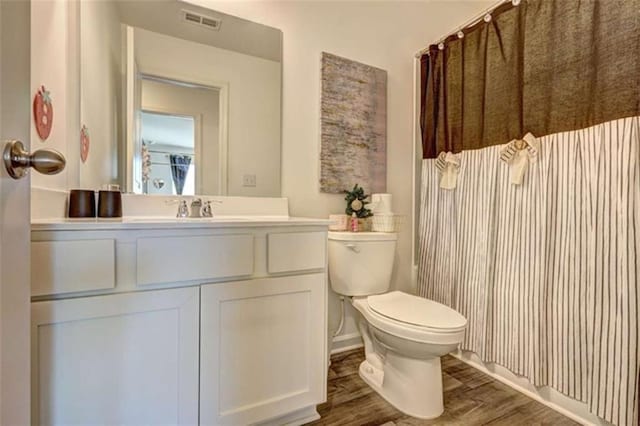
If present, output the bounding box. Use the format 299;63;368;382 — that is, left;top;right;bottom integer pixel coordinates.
33;85;53;140
80;125;90;163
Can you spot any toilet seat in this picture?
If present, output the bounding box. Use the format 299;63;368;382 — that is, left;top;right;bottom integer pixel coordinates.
352;292;466;345
368;291;467;330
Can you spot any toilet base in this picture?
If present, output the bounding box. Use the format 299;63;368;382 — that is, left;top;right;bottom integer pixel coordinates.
358;352;444;419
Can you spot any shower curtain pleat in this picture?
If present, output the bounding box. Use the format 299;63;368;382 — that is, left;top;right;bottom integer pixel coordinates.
418;116;639;426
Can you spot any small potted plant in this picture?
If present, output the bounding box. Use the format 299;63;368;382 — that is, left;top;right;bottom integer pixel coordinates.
344;184;373;231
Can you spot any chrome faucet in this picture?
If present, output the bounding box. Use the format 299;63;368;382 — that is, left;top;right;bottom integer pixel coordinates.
189;198;203;218
169;198;220;218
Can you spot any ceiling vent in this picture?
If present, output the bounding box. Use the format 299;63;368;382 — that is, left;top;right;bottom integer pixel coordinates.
181;10;222;31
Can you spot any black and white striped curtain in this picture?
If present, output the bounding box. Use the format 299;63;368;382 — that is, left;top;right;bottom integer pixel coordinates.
417;116;639;426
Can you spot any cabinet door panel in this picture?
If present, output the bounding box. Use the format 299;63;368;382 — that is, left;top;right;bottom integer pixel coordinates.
32;287;199;426
201;274;326;425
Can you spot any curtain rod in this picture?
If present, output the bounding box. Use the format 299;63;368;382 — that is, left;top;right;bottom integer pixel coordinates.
414;0;514;58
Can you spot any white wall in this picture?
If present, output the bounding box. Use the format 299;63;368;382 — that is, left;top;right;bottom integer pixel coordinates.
188;0;494;344
30;0;79;191
140;78;220;194
79;0;122;190
31;0;121;192
134;27;282;197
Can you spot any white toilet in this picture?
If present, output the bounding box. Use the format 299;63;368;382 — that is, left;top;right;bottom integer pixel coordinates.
328;231;467;419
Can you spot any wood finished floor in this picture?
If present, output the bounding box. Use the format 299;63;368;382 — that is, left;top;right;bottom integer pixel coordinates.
308;349;578;426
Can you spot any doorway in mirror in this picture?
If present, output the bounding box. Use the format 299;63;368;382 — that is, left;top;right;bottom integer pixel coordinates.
141;111;196;196
137;76;221;196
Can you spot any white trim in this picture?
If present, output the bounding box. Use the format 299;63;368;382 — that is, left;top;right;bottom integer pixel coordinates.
124;26;138;193
67;0;80;190
331;332;363;355
264;405;320;426
217;83;229;196
410;56;421;291
452;350;611;426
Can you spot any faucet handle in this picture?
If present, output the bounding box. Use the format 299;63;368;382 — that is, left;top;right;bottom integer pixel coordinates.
202;201;213;218
176;200;189;218
201;200;222;218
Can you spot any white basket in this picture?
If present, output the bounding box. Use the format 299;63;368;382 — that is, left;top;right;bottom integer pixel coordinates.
371;214;405;233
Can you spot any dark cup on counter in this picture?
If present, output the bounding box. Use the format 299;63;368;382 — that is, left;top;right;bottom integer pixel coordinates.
68;189;96;218
98;190;122;218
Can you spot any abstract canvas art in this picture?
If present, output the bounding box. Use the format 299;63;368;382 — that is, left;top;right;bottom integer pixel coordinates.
320;52;387;194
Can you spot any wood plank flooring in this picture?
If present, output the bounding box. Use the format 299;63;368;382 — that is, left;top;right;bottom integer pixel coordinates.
308;348;578;426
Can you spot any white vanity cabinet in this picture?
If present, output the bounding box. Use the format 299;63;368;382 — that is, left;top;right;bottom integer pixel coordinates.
200;274;326;425
30;219;329;426
31;287;200;425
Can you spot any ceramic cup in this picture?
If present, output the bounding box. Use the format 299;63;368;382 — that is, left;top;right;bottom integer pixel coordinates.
98;190;122;218
68;189;96;218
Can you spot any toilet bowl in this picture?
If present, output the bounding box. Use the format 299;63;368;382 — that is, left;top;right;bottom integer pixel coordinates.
328;231;467;419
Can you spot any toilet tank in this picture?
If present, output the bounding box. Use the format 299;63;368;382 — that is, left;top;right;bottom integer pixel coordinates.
328;231;397;296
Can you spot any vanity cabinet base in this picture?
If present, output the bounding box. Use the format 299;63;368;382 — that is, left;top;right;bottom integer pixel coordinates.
31;287;199;426
200;274;327;425
31;224;329;425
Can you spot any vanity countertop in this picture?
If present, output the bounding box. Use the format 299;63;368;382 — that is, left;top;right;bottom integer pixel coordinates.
32;216;333;231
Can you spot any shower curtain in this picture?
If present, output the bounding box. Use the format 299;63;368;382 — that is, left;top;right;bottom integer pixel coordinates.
417;1;639;424
418;117;639;425
169;154;192;195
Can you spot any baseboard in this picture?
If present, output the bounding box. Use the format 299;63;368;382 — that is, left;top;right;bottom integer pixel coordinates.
259;405;319;426
452;350;611;426
331;332;363;355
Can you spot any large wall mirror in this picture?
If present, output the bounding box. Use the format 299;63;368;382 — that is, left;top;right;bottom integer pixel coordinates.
79;0;282;197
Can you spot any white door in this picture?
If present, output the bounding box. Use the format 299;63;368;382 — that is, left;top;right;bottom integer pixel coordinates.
0;1;32;424
31;287;200;425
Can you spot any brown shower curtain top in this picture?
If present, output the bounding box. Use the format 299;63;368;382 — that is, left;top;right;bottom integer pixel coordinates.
420;0;640;159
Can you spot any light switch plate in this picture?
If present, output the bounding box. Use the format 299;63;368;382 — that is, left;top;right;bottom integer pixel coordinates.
242;174;256;187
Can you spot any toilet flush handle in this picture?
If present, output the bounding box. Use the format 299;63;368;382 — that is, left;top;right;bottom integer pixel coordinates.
345;243;360;253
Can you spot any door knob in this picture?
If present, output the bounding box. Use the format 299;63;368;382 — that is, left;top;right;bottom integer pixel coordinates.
3;140;66;179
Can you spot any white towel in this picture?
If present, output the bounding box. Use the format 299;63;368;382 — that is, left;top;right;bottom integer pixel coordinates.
435;151;461;189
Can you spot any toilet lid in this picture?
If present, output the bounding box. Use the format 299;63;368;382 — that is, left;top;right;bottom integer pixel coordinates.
367;291;467;330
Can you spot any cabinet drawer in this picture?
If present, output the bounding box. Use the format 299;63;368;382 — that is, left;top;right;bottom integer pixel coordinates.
136;234;254;285
31;239;116;296
267;231;326;274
